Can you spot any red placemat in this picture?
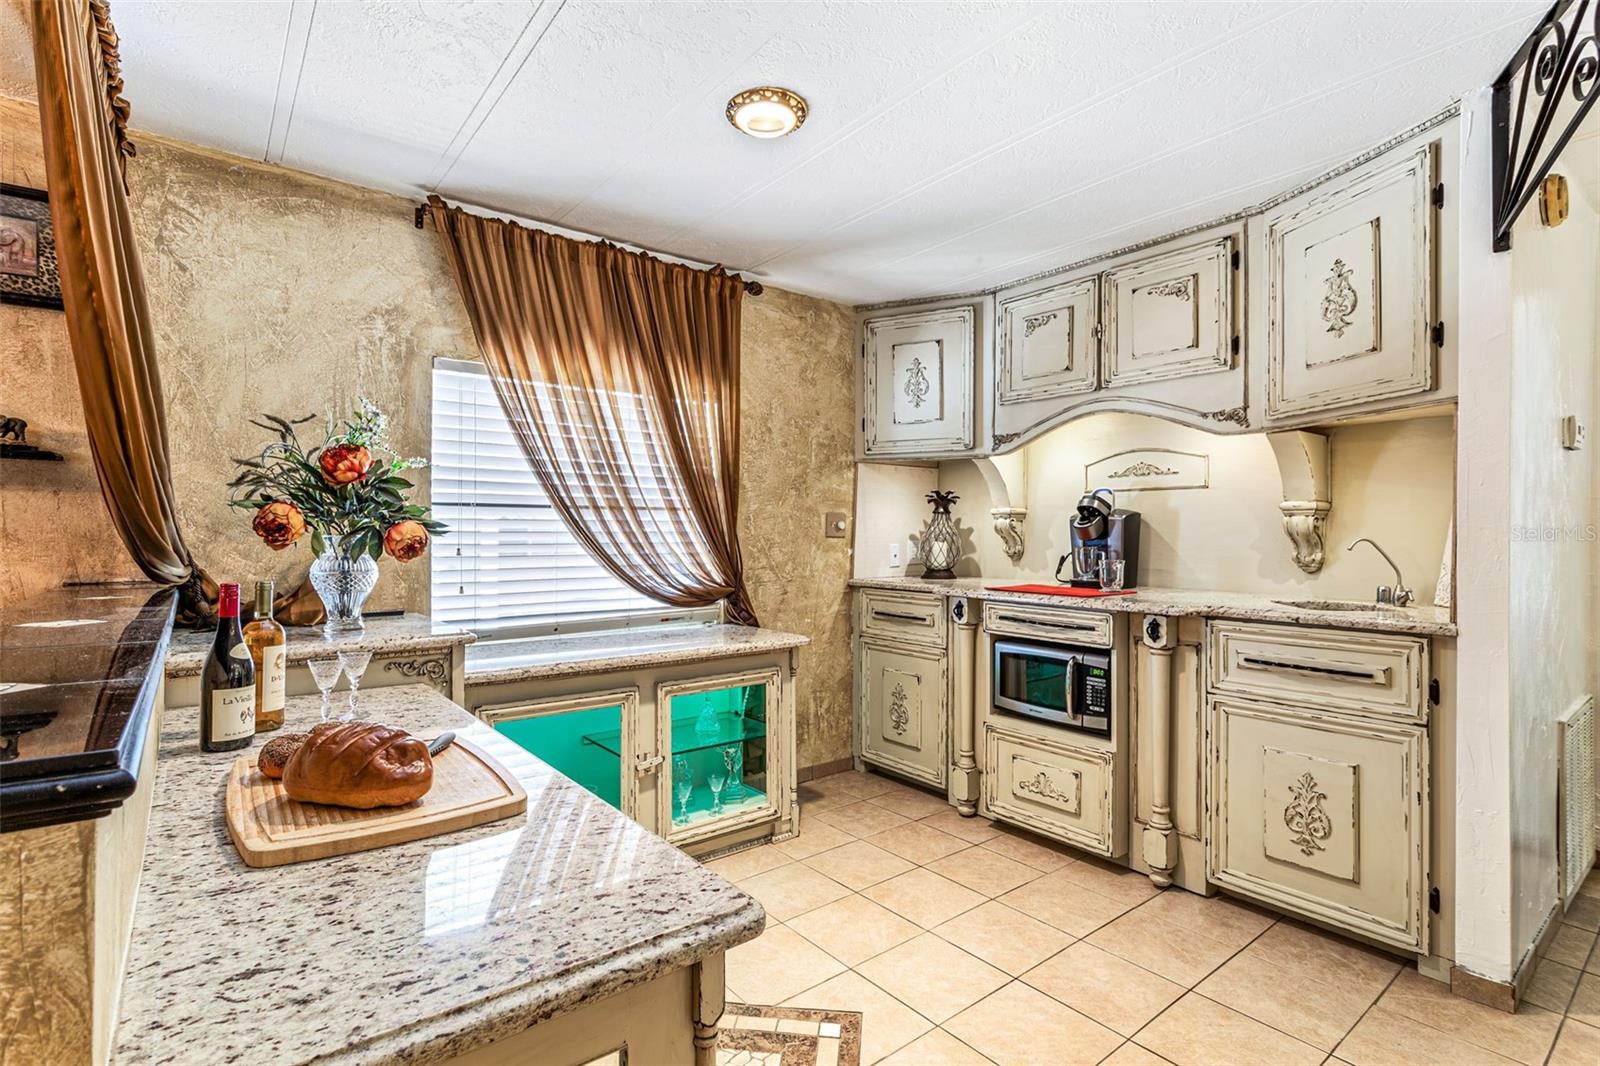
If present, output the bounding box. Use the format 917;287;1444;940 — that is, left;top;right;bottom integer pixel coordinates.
984;583;1137;598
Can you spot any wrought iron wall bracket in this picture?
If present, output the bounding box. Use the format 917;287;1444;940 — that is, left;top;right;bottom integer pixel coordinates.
1491;0;1599;251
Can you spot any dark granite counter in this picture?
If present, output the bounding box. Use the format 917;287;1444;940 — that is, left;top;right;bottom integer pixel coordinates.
0;584;177;831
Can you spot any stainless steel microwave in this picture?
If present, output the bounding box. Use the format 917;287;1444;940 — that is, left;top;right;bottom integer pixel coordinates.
992;638;1112;736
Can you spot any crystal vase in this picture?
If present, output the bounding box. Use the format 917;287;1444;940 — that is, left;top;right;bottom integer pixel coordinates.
308;536;379;635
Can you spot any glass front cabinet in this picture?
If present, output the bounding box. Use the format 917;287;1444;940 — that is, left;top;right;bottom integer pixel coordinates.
474;660;795;854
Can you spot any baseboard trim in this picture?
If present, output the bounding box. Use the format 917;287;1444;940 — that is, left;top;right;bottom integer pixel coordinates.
1453;896;1564;1014
799;757;854;783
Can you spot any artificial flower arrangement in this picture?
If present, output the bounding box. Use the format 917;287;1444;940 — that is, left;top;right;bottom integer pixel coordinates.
229;399;446;563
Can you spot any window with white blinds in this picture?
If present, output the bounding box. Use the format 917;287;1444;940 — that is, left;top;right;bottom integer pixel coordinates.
430;358;714;636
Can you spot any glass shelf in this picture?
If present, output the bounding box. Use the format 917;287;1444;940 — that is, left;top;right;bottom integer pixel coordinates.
665;682;770;830
580;712;766;759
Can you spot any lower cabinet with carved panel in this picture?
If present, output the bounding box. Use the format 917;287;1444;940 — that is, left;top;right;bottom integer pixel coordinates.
1206;692;1430;954
981;722;1124;857
857;638;948;789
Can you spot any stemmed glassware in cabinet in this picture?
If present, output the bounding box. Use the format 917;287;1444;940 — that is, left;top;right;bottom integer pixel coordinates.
337;649;373;721
307;659;342;722
707;757;728;815
721;746;741;808
672;756;693;825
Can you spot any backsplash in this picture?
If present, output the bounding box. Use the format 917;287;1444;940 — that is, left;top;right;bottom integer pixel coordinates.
856;410;1455;604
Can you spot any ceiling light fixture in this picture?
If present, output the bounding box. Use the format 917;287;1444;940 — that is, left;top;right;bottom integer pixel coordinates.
726;86;808;139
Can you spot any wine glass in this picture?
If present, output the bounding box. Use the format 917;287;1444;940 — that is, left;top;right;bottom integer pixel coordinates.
307;659;342;722
707;757;728;815
337;649;373;721
672;756;693;824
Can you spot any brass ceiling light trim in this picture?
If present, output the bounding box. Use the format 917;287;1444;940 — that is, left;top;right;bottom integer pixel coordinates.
726;86;808;139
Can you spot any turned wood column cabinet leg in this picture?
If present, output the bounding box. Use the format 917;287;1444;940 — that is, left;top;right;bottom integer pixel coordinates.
949;597;981;815
693;951;726;1066
1139;615;1178;887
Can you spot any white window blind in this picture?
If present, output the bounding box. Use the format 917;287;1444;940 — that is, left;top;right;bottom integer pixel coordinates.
430;358;711;636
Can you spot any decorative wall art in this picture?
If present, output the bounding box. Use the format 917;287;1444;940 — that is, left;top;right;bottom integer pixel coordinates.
0;185;64;311
1084;448;1210;493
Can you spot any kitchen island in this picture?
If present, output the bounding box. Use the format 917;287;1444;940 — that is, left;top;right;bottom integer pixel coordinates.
112;684;764;1066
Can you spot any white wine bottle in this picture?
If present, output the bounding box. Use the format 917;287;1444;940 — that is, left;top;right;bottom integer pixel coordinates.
244;580;286;732
201;582;256;753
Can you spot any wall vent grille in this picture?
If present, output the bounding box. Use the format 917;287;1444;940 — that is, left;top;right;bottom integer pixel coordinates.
1559;695;1597;908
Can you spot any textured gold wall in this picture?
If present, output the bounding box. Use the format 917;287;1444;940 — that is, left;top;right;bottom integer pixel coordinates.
2;94;860;767
739;288;859;769
125;135;479;613
0;95;138;598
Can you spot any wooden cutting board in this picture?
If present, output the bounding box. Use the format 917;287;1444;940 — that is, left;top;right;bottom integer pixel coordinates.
224;736;527;868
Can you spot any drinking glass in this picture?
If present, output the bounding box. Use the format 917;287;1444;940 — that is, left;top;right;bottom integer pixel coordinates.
707;758;728;815
672;757;694;824
307;659;343;722
1098;558;1126;591
337;649;373;721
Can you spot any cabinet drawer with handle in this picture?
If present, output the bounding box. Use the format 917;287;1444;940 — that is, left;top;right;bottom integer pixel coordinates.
983;602;1112;648
859;589;947;647
1207;621;1428;721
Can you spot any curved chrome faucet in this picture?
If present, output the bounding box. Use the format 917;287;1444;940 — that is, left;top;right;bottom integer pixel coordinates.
1347;538;1413;607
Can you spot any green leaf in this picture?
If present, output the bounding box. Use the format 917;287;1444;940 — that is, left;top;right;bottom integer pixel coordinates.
367;536;384;561
310;529;325;557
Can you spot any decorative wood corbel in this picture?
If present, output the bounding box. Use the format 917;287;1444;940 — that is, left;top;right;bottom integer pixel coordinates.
1267;430;1331;573
990;508;1027;562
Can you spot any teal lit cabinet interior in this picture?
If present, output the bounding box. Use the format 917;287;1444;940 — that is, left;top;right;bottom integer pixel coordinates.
470;660;796;854
657;668;781;847
478;688;642;817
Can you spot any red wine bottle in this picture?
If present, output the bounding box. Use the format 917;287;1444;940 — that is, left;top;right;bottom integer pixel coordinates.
201;583;257;753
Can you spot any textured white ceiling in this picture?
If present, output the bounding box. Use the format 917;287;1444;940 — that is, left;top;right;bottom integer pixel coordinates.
7;0;1549;304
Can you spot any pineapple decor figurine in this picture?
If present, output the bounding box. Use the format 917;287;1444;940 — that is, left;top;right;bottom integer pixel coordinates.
920;491;961;580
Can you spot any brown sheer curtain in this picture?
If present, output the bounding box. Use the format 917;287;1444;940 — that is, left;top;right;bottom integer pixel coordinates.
30;0;213;623
427;195;759;627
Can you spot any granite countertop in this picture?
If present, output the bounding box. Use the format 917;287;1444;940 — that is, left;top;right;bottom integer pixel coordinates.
164;612;475;678
466;623;810;686
0;584;177;831
112;684;765;1066
849;576;1458;637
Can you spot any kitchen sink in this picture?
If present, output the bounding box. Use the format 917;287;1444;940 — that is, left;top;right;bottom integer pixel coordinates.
1272;598;1396;612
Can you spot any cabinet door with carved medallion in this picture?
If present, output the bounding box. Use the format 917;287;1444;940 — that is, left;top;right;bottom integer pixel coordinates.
996;276;1099;406
1265;143;1436;419
858;638;947;787
862;306;976;458
1206;695;1428;953
1102;236;1236;389
982;723;1122;857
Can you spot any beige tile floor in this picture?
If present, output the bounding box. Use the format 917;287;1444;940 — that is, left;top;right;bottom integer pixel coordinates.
707;769;1600;1066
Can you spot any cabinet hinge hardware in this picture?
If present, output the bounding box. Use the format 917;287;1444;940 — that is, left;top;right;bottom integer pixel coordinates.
1231;249;1241;270
1431;322;1445;347
1428;678;1440;706
1093;322;1105;340
861;417;866;433
1429;886;1441;914
1431;183;1445;209
1231;334;1241;355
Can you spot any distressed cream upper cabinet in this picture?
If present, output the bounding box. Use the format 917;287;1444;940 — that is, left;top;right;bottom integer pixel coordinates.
1265;143;1437;419
861;305;976;458
996;276;1099;406
1102;236;1236;389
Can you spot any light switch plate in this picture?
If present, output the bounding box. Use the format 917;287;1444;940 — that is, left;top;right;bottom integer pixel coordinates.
823;511;848;539
888;543;903;568
1562;414;1586;450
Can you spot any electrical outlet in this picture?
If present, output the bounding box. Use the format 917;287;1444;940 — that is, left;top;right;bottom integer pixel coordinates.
888;543;902;568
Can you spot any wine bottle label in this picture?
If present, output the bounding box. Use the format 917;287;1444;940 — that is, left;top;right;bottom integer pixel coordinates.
210;686;255;744
260;645;286;714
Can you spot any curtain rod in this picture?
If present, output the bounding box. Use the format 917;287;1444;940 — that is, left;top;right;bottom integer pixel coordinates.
413;200;764;296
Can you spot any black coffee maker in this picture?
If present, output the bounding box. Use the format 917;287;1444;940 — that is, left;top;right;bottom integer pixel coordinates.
1056;487;1141;588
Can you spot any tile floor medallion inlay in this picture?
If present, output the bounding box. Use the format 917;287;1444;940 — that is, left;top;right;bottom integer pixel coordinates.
720;1004;863;1066
707;770;1600;1065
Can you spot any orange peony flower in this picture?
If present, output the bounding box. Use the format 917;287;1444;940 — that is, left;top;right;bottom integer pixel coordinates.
252;501;306;550
319;443;372;485
383;520;429;562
